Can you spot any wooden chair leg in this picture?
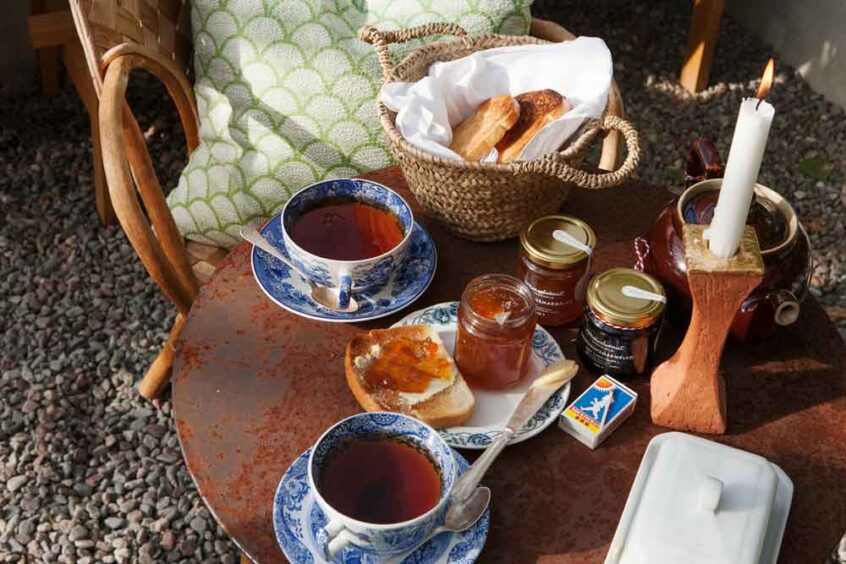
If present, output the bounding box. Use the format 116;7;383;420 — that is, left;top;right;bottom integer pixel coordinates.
139;314;185;399
62;40;117;226
37;47;61;96
680;0;725;94
30;0;60;96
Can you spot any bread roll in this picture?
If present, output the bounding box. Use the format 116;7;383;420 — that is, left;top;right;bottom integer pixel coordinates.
449;95;520;161
496;89;569;163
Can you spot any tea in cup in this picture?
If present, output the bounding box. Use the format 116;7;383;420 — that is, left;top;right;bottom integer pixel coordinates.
308;412;457;558
281;179;414;309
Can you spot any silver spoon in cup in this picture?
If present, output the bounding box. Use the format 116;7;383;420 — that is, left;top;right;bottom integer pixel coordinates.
388;361;579;562
384;487;491;564
239;224;361;313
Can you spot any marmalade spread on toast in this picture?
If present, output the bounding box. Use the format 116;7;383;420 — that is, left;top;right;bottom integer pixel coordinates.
363;336;452;393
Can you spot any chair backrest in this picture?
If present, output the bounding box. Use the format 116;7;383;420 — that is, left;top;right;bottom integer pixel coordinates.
71;0;192;90
70;0;201;315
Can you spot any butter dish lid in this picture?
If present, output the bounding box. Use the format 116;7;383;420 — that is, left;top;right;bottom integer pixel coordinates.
606;433;793;564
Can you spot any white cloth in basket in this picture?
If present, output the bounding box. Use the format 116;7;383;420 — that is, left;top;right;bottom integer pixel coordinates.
379;37;613;162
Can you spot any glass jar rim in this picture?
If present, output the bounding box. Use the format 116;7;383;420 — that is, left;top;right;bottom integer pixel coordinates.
460;274;536;329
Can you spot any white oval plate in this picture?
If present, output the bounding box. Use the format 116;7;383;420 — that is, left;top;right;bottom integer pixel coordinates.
393;302;569;449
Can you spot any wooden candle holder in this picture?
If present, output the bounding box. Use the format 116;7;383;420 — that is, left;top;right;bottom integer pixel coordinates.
650;225;764;434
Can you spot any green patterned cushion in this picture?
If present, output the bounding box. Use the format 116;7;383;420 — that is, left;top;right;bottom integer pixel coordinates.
168;0;533;246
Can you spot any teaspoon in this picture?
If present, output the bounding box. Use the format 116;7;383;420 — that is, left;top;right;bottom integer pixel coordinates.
239;224;360;313
553;229;594;300
385;487;491;564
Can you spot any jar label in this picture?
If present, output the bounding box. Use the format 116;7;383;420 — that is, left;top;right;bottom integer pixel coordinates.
577;317;652;375
522;279;575;311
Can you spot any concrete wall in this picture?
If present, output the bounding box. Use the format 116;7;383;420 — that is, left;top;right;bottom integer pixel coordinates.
727;0;846;109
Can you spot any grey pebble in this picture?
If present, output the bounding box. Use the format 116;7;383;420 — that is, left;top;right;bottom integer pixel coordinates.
69;525;89;541
104;517;126;530
6;475;27;493
189;516;208;534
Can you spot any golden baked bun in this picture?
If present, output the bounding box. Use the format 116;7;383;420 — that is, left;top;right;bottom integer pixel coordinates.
449;95;520;161
496;89;569;163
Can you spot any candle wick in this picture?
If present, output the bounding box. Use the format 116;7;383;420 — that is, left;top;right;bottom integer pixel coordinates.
756;97;764;110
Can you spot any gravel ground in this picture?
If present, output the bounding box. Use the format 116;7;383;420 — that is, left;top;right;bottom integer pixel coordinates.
0;1;843;563
0;75;239;561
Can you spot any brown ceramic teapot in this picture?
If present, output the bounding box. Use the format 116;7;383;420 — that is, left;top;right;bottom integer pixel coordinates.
642;140;813;342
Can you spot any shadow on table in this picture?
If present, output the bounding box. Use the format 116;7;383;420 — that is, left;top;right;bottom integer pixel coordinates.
728;296;845;434
652;295;845;435
773;452;846;563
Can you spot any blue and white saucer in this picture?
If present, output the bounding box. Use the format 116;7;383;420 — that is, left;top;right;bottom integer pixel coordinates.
273;448;489;564
394;302;569;449
250;215;437;323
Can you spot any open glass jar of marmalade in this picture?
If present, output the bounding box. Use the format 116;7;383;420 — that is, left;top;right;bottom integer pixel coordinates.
518;215;595;326
454;274;537;390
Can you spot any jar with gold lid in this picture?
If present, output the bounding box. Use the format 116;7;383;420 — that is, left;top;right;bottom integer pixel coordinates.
455;274;537;390
518;215;596;326
577;267;666;377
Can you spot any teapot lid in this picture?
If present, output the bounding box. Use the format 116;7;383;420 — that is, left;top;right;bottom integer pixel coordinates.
607;433;793;564
677;181;796;253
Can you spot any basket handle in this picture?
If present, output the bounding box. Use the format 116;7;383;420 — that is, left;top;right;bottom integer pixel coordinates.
358;23;469;82
516;115;641;189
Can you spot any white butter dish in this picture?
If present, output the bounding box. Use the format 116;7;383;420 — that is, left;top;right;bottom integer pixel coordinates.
606;432;793;564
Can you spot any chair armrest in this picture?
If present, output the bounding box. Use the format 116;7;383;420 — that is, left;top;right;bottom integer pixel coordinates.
101;43;201;152
100;52;200;314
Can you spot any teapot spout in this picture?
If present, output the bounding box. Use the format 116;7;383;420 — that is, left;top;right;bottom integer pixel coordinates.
771;289;800;327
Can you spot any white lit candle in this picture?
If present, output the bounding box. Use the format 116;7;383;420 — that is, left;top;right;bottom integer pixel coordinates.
708;59;775;258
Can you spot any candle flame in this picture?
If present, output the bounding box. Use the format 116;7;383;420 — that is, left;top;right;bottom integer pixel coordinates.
756;58;775;100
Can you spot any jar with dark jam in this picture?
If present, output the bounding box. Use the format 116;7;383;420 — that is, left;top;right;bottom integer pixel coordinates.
454;274;537;390
518;215;595;326
577;268;666;377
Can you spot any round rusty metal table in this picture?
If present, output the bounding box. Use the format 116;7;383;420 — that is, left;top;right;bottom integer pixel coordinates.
173;167;846;563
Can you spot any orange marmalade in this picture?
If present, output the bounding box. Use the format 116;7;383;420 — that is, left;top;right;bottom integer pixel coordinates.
454;274;537;390
363;336;453;393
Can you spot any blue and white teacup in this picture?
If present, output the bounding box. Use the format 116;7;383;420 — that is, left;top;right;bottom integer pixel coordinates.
281;179;414;309
308;412;458;558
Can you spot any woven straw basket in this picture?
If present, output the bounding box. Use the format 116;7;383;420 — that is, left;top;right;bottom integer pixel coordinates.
359;23;641;241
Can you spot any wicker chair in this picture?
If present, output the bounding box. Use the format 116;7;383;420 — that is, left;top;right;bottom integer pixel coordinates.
69;0;626;400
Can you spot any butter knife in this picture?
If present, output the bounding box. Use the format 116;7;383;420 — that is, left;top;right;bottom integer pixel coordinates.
448;359;579;506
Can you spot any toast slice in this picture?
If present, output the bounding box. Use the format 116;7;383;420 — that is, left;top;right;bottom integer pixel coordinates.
345;325;475;428
496;89;569;163
449;95;521;161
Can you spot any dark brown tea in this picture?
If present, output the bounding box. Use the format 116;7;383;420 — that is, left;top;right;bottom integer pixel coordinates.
289;199;404;261
317;436;441;524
